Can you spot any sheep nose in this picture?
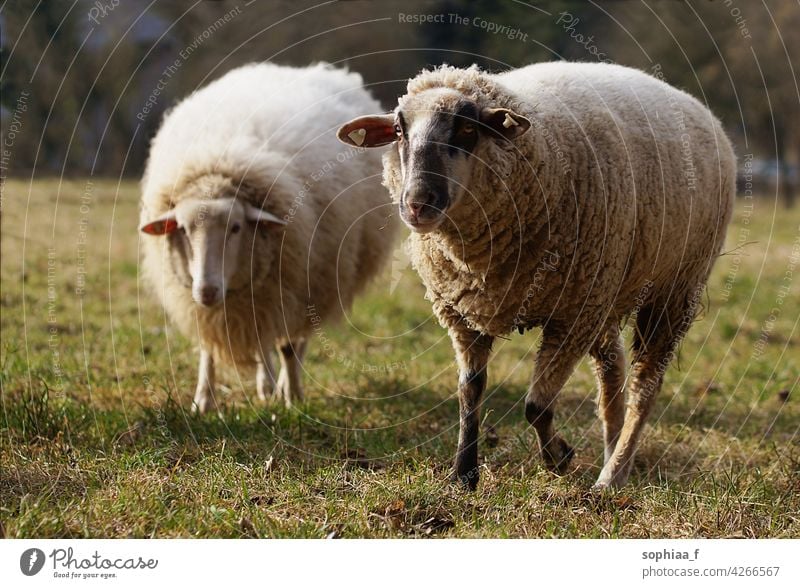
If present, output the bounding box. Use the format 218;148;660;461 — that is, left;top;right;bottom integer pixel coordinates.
200;285;219;306
407;200;425;218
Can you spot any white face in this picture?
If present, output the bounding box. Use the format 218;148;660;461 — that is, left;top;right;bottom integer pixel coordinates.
141;197;286;307
172;199;246;307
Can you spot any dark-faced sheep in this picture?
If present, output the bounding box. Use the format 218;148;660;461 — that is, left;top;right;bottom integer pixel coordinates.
338;62;735;489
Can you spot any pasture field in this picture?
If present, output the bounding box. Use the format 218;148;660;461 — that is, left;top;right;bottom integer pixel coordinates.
1;178;798;538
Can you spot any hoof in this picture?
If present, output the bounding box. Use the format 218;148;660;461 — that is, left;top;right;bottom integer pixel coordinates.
541;438;574;474
191;395;224;419
593;468;629;491
591;481;615;493
450;471;479;491
191;399;213;415
451;461;479;491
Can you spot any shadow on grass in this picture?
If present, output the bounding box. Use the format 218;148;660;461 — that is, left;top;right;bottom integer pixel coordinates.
2;374;793;495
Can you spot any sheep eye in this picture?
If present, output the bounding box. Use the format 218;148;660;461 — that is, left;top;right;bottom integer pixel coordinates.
461;123;476;134
230;223;241;234
394;124;403;139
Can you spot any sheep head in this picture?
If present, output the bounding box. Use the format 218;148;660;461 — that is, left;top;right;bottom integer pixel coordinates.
140;198;285;307
337;87;530;233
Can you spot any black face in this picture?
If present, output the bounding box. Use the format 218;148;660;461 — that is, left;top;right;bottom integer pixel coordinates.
446;100;481;155
396;98;481;232
337;92;530;235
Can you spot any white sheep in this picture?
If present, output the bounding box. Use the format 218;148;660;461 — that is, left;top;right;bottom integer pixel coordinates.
140;62;397;413
338;62;735;489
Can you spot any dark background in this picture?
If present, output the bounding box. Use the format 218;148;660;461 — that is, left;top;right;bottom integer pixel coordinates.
1;0;798;205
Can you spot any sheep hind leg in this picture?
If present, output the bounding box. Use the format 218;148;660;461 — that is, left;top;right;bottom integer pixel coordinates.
276;340;306;407
595;288;701;489
191;349;218;415
589;325;627;463
525;332;587;474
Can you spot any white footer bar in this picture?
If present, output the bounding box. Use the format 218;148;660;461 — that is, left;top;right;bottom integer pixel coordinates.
2;539;798;586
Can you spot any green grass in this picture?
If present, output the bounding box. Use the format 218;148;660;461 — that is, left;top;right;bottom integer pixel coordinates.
1;178;798;538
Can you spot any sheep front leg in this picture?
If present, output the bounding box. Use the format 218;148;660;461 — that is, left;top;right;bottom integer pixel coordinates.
525;331;586;474
192;348;217;414
255;347;276;402
450;326;493;490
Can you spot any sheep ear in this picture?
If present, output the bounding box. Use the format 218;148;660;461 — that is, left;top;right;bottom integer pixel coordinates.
479;107;531;140
337;115;396;148
245;204;286;229
140;210;179;235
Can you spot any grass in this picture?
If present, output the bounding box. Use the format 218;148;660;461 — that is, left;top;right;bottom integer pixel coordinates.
1;178;798;538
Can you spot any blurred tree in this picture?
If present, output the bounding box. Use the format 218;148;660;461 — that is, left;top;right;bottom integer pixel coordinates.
610;0;798;207
0;0;797;208
3;2;88;173
719;1;799;207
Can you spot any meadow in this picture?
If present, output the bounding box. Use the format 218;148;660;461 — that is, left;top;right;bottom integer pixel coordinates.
1;178;798;538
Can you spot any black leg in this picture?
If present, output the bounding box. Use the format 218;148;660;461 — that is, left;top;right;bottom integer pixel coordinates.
454;368;486;489
448;327;493;491
525;400;574;473
524;328;586;475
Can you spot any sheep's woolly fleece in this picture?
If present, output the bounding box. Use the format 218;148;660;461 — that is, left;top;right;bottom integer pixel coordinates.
140;62;397;366
383;62;736;344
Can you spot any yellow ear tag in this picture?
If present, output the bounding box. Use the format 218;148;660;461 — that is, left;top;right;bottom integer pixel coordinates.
502;113;519;128
348;128;367;146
